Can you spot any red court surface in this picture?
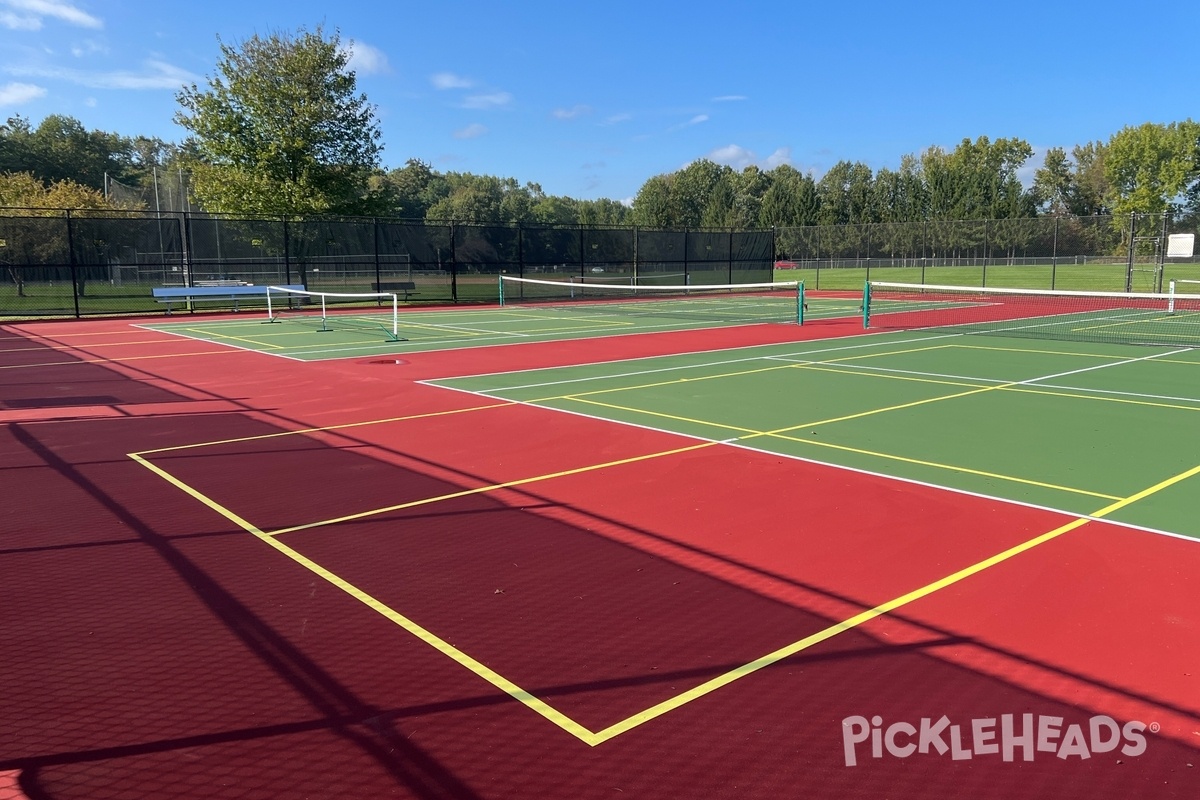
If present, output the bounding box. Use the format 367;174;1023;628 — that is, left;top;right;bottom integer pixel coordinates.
1;313;1198;799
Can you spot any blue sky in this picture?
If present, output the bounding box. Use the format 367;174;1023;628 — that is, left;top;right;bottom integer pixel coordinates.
1;0;1197;202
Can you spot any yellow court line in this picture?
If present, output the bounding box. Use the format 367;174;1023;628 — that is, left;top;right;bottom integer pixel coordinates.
764;435;1122;501
780;361;1200;414
126;452;595;743
1005;384;1200;413
266;440;720;536
947;342;1144;360
395;319;486;336
523;343;960;404
512;320;637;332
133;401;516;455
129;429;1200;747
588;458;1200;743
185;327;284;350
1069;317;1200;338
566;395;1118;501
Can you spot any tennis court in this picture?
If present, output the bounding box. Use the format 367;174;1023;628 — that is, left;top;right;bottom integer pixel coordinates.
139;279;849;359
2;281;1198;799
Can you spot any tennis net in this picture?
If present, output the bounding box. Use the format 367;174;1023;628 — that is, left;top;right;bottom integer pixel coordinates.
863;281;1200;347
498;276;805;325
265;286;404;341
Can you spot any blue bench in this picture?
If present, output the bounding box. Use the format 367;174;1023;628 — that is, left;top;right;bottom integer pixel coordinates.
152;284;306;314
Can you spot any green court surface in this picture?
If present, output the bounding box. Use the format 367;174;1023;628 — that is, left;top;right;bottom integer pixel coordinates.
140;294;861;359
426;330;1200;539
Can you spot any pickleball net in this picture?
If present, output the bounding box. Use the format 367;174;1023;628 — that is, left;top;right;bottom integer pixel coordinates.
498;276;805;325
863;281;1200;347
264;286;404;341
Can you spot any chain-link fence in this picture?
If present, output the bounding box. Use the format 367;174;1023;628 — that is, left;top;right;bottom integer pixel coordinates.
0;211;780;317
1;209;1196;318
775;213;1199;293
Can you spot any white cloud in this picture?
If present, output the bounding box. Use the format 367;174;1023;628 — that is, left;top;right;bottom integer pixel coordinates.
0;80;45;105
69;38;107;57
764;147;792;168
0;0;101;29
454;123;487;139
0;10;40;28
6;59;197;89
601;112;631;126
708;144;755;169
707;144;793;170
431;71;472;90
552;104;591;120
344;40;389;74
667;114;708;133
461;91;512;109
712;95;747;102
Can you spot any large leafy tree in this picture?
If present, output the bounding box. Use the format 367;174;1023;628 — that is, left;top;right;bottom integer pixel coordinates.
816;161;874;225
1104;120;1199;215
176;25;385;216
759;165;820;228
630;174;675;227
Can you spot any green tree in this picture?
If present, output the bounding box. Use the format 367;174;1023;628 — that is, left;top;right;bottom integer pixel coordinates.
1104;120;1200;215
816;161;874;225
1071;142;1111;216
577;198;630;225
631;174;675;227
175;25;385;216
1033;146;1074;214
530;194;579;224
0;116;36;177
376;158;438;218
759;165;820;227
0;114;142;191
700;176;736;227
673;159;733;227
0;171;125;209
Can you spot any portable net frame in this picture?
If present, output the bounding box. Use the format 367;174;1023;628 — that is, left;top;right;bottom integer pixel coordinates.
264;286;405;341
863;281;1200;347
497;275;805;325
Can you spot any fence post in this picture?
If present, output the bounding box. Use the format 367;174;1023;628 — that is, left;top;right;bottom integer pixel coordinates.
449;221;457;301
65;209;81;317
727;228;733;284
1124;213;1136;292
1051;215;1058;290
1158;211;1170;292
517;222;525;279
815;225;821;290
982;218;989;287
683;229;690;284
182;212;194;287
633;226;639;282
282;217;291;285
373;216;382;289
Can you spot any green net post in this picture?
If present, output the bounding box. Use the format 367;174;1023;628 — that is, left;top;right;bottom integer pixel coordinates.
498;275;505;307
862;281;872;328
797;281;805;325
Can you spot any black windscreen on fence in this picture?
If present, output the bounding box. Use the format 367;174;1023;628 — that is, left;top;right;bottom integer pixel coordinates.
1;209;1196;317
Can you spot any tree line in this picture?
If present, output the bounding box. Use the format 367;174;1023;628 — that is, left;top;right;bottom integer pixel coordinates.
1;26;1197;229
